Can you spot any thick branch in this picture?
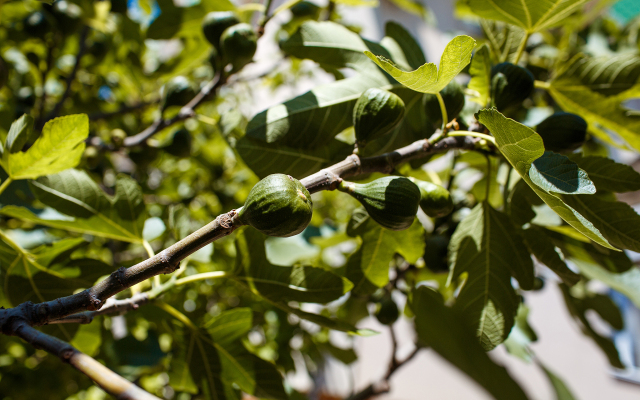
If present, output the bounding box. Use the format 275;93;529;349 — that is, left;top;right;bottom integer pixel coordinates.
123;73;226;147
12;322;160;399
0;134;479;330
301;135;478;194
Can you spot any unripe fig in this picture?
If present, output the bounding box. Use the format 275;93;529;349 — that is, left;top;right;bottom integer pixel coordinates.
238;174;313;237
490;62;534;112
536;112;587;153
339;176;420;231
0;55;7;90
220;23;257;71
110;128;127;146
423;80;465;127
423;235;449;272
410;179;453;218
161;76;196;111
165;129;192;158
202;12;240;49
110;0;128;14
375;296;399;325
291;1;322;19
353;88;405;150
51;1;83;36
24;11;54;39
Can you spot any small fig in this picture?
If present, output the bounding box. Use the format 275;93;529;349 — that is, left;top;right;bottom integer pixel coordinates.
423;80;465;127
339;176;420;231
51;1;83;36
353;88;405;150
238;174;313;237
375;296;399;325
291;1;322;19
220;23;257;72
165;129;192;158
202;12;240;49
423;235;449;273
490;62;534;112
161;76;196;111
0;55;8;90
536;112;587;153
411;179;453;218
24;11;54;39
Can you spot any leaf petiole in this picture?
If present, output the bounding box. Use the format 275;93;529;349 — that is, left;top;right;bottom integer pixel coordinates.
0;177;12;197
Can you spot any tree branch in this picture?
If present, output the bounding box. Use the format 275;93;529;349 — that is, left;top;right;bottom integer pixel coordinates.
10;321;160;399
88;100;157;121
48;25;90;121
122;72;227;147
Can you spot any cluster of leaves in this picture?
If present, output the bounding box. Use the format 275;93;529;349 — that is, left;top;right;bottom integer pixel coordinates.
1;0;640;399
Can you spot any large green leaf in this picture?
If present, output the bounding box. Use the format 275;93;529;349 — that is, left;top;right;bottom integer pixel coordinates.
464;0;589;33
204;308;253;345
468;44;491;106
411;287;529;400
480;20;526;63
528;152;595;195
364;35;476;94
280;21;390;74
2;115;88;180
556;54;640;96
0;170;146;243
235;228;353;304
558;283;623;368
562;194;640;252
346;216;424;295
476;109;615;249
448;202;533;350
146;0;184;40
521;227;580;286
380;21;426;70
569;154;640;193
548;56;640;151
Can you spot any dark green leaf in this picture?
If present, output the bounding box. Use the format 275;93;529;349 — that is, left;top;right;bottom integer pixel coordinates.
529;152;595;195
521;227;580;286
411;286;529;400
569;154;640;193
448;202;533;350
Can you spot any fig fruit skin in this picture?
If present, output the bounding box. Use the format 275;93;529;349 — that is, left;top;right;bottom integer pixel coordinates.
536;112;588;153
220;23;258;72
490;62;535;112
411;179;454;218
202;12;241;49
161;76;196;111
340;176;420;231
238;174;313;237
375;297;400;325
353;88;405;149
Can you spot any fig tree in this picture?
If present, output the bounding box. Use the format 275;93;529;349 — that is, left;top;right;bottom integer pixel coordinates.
353;88;405;151
202;12;240;49
536;112;587;153
220;23;257;72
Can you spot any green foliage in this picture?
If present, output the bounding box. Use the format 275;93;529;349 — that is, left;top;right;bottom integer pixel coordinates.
2;1;640;399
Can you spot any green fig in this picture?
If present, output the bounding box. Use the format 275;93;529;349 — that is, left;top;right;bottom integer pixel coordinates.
51;1;83;36
24;11;54;39
161;76;196;111
339;176;420;231
423;80;465;127
411;179;453;218
490;62;534;112
165;129;192;158
238;174;313;237
536;112;587;153
423;235;449;273
291;1;322;19
353;88;405;150
220;23;257;72
202;12;241;49
375;296;399;325
0;55;8;90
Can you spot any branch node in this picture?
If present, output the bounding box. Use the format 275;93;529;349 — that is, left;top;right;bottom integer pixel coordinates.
86;293;103;311
113;267;128;287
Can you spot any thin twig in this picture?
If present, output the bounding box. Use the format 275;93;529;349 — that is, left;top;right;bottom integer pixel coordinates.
88;101;156;121
123;72;227;147
48;25;90;120
11;322;160;399
257;0;275;37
